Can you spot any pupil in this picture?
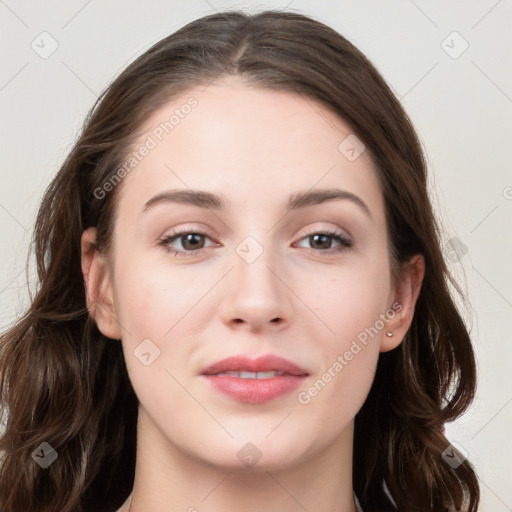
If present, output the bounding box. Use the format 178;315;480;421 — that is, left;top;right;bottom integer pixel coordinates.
312;234;330;249
184;233;202;249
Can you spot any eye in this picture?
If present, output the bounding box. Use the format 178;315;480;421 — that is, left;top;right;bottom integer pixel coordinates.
295;230;353;254
158;230;217;256
158;228;353;257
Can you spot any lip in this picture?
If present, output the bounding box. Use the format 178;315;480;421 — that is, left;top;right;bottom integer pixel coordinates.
202;354;308;376
201;354;309;404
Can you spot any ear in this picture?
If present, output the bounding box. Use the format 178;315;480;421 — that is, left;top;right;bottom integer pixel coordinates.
81;227;121;340
380;254;425;352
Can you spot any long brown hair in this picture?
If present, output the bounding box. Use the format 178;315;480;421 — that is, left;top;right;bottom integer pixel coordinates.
0;9;479;511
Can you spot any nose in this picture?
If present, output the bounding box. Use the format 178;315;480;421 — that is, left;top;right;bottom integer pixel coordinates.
218;244;293;332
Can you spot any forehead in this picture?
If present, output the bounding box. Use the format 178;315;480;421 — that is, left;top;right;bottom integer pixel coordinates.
116;76;384;219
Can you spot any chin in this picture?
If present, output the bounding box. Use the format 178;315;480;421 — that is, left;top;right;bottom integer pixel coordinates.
191;429;314;472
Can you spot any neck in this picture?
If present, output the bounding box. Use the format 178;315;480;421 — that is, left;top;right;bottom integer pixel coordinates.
125;408;357;512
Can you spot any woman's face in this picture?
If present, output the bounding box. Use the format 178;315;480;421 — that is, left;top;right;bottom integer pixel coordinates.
86;76;416;472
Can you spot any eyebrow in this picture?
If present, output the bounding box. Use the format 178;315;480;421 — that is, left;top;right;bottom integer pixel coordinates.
142;187;372;219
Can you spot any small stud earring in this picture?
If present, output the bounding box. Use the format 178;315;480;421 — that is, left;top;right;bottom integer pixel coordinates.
386;331;393;337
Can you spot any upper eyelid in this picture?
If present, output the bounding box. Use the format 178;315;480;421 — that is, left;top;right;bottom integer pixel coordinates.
295;224;352;241
163;224;350;237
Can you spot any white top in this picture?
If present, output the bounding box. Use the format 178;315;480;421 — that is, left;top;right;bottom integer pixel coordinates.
355;493;364;512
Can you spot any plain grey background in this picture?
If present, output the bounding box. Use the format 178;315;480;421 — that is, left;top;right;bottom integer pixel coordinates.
1;1;511;510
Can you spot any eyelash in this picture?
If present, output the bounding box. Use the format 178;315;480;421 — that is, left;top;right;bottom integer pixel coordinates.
158;229;353;257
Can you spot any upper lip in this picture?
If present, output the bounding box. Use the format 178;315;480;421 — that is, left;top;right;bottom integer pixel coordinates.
201;354;309;376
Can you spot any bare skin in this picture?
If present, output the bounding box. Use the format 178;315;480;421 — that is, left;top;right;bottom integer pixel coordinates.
81;76;424;512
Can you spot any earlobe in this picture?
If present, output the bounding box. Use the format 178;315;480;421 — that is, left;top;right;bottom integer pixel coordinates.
80;227;121;340
380;254;425;352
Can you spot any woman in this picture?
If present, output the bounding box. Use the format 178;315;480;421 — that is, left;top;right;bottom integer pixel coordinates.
0;10;479;512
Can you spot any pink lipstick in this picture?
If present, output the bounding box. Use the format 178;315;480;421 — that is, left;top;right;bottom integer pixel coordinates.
201;354;309;404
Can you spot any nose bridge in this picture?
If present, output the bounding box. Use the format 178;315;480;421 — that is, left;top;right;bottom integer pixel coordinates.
218;231;292;330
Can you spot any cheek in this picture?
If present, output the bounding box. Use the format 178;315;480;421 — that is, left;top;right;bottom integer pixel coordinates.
113;262;201;415
298;293;382;438
112;256;217;391
301;259;390;408
312;257;391;336
114;258;202;338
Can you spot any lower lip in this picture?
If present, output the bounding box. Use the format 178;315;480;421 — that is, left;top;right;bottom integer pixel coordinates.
202;374;307;404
